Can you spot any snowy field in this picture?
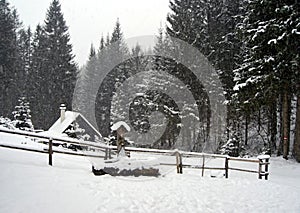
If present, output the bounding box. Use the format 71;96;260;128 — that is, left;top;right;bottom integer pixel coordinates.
0;132;300;213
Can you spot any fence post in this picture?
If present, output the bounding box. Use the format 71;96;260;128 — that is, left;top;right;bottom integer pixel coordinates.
105;148;108;160
258;159;263;179
265;158;269;180
258;155;270;180
176;151;182;174
48;137;53;166
225;157;229;179
201;155;205;177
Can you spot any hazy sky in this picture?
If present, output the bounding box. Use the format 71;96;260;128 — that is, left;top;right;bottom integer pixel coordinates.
9;0;170;66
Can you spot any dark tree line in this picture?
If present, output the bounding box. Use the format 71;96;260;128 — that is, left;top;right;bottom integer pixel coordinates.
76;0;300;159
164;0;300;160
0;0;77;130
0;0;20;117
77;19;212;152
1;0;299;161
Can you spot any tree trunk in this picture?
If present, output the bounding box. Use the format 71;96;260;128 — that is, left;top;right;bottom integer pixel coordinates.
282;90;290;159
277;95;283;156
270;101;277;154
245;113;249;146
293;95;300;162
258;109;261;133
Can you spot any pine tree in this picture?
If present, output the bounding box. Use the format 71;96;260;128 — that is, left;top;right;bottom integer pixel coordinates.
110;18;129;59
153;26;170;72
167;0;209;55
17;27;32;94
208;0;241;98
153;26;165;56
235;0;300;158
12;96;34;131
0;0;21;117
95;19;129;136
30;0;78;129
207;0;246;153
89;43;96;60
105;33;110;46
166;0;225;152
131;43;143;57
29;24;48;128
99;35;105;52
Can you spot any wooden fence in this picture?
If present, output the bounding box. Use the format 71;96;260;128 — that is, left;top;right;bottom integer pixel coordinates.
0;128;269;180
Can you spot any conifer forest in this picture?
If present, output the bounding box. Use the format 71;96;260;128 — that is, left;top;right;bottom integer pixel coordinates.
0;0;299;161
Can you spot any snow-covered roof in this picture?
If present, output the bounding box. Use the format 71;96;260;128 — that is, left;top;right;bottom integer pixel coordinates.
111;121;131;132
48;111;79;134
45;111;102;139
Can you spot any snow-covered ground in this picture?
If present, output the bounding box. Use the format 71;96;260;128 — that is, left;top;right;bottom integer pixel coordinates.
0;131;300;213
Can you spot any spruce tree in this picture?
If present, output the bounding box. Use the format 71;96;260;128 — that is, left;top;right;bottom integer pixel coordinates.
17;27;32;94
12;96;34;131
166;0;226;152
95;19;129;136
99;35;105;53
31;0;77;129
105;33;110;46
110;18;129;59
0;0;21;117
208;0;245;152
89;43;96;60
153;26;165;56
29;24;48;128
167;0;209;55
235;0;299;158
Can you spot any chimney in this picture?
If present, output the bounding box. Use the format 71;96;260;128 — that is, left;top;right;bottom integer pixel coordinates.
60;103;66;123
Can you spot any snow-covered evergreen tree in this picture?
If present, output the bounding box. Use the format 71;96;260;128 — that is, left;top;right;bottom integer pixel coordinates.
0;0;21;117
12;96;34;131
153;26;165;56
29;0;78;130
234;0;300;158
95;19;129;136
28;24;48;129
109;18;129;60
167;0;209;55
0;116;15;130
44;0;77;127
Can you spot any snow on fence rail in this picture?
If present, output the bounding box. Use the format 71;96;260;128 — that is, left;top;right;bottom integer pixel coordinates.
0;128;269;179
0;128;109;159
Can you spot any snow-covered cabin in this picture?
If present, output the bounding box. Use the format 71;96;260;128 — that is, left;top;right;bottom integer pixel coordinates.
42;104;102;142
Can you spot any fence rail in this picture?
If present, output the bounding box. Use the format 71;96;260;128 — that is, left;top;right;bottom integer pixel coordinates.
0;128;269;180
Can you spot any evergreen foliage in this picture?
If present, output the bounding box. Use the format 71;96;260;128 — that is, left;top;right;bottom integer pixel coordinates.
17;27;32;94
29;0;78;129
89;43;96;60
167;0;208;54
234;0;300;158
166;0;300;158
0;0;21;117
0;116;15;130
12;96;34;131
0;0;299;160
